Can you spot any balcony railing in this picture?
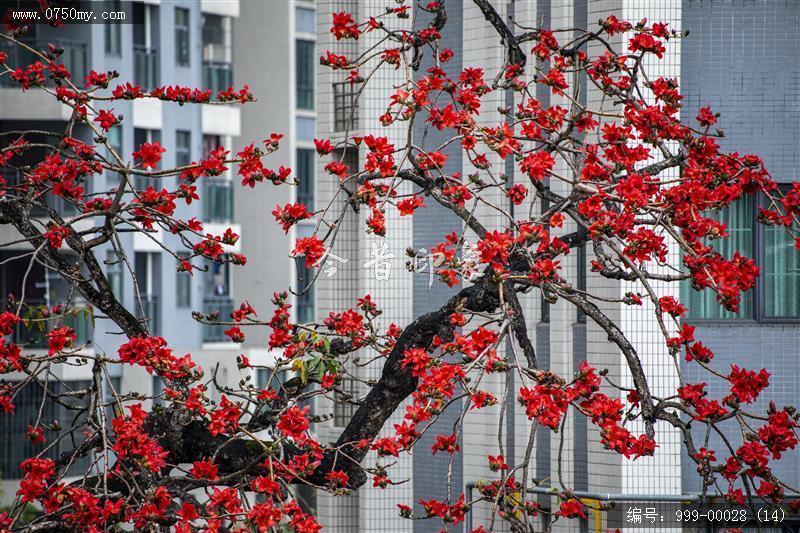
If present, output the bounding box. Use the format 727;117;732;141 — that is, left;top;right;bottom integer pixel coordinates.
203;296;235;343
203;60;233;95
0;38;87;88
203;179;234;223
134;45;159;90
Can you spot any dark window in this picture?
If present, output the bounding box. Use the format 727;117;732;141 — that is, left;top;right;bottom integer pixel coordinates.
296;40;315;110
133;3;159;89
176;253;191;308
202;14;233;94
256;368;289;391
540;195;550;323
764;193;800;318
134;252;160;336
683;196;754;320
205;260;230;297
104;1;122;56
175;7;190;67
333;81;359;132
106;125;122;159
106;250;124;303
202;135;233;223
681;192;800;321
152;376;166;406
176;130;191;167
0;381;94;478
202;14;232;62
297;148;315;208
576;243;586;323
334;376;358;427
202;134;221;158
134;129;161;190
296;258;314;324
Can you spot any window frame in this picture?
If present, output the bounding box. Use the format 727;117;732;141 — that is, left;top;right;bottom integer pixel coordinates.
757;185;800;324
296;147;315;209
104;0;122;56
176;252;191;308
683;189;800;325
174;7;191;67
175;130;191;168
295;39;315;111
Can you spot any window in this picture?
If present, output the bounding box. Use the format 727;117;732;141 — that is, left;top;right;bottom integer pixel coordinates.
576;243;586;323
334;376;358;427
764;204;800;318
176;253;191;308
202;259;233;343
202;14;233;94
296;40;315;110
107;250;124;302
202;135;233;222
297;148;315;209
175;7;190;67
296;117;316;143
296;257;315;324
256;368;289;391
134;129;161;190
104;1;121;55
134;252;160;335
106;125;122;159
202;14;232;63
176;130;191;167
540;195;550;323
134;129;161;154
683;196;754;320
681;193;800;321
295;7;315;34
133;3;160;89
205;260;230;297
0;381;93;478
333;81;360;132
152;376;166;406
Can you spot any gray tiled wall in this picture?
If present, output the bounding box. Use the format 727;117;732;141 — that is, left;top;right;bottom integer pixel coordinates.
680;0;800;492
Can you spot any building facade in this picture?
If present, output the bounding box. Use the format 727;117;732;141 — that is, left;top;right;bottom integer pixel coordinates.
304;0;800;532
0;0;244;495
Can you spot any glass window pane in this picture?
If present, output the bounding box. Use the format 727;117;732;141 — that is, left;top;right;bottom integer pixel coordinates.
176;253;191;308
683;196;754;319
296;40;314;110
295;7;315;34
296;117;316;142
106;125;122;158
104;1;122;55
175;8;190;67
297;148;314;209
176;130;191;167
296;258;314;324
764;222;800;318
107;250;124;302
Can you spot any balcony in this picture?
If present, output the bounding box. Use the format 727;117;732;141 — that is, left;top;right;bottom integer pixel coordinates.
203;179;234;223
134;45;159;90
203;60;233;95
203;296;234;343
0;38;87;88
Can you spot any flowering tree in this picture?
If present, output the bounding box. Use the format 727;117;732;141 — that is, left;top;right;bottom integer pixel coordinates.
1;1;799;531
